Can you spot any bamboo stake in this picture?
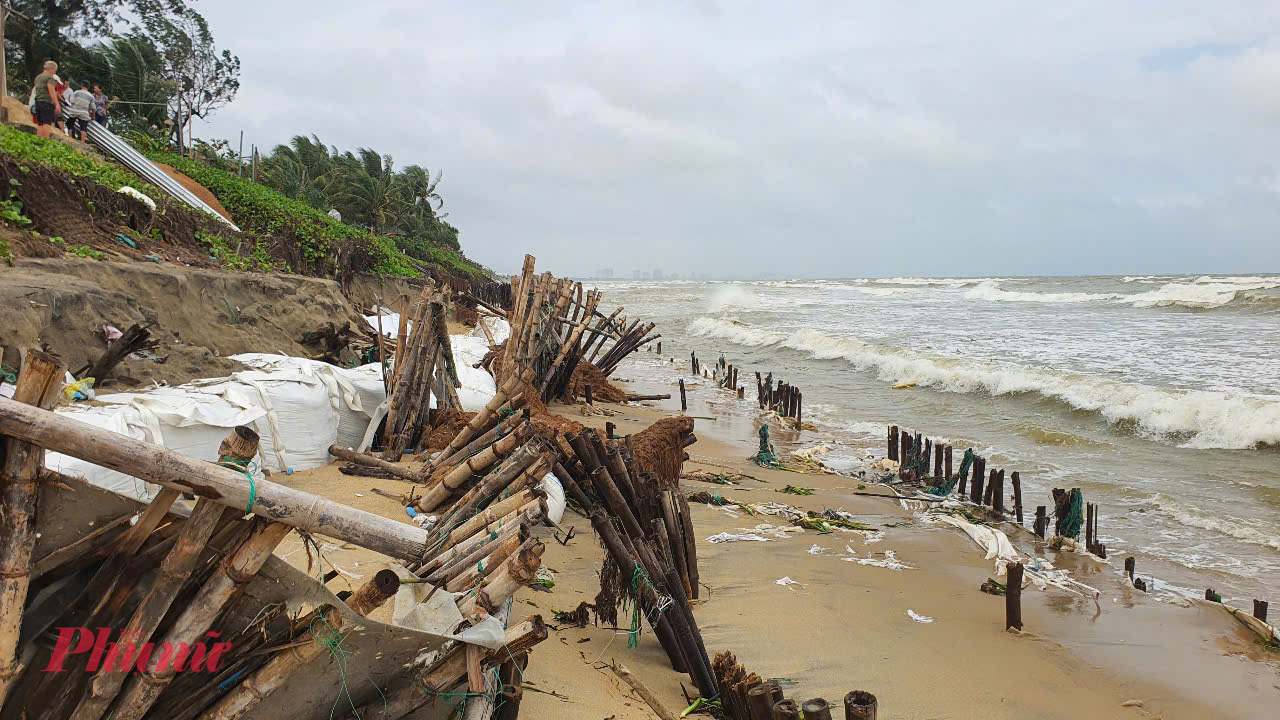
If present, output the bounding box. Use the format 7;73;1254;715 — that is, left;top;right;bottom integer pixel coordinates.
612;663;678;720
0;396;430;561
107;521;293;720
427;520;528;584
70;498;229;720
445;529;527;592
0;350;65;707
427;397;528;472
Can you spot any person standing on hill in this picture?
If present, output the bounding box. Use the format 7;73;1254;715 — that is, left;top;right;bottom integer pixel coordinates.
31;60;60;139
92;84;109;126
66;81;95;144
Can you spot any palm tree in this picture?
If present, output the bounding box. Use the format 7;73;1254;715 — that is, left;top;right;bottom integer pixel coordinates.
335;148;399;232
264;135;339;208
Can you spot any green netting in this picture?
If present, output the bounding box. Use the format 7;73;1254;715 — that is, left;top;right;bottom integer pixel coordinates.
1058;488;1084;538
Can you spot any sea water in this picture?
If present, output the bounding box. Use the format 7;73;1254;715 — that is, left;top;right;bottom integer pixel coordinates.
598;275;1280;602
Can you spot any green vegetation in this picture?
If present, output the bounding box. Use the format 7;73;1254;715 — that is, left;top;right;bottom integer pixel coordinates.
0;125;160;201
0;238;11;265
776;485;815;496
0;197;33;229
68;245;106;260
150;150;482;279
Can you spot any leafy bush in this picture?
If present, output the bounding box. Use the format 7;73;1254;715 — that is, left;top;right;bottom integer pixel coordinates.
68;244;105;260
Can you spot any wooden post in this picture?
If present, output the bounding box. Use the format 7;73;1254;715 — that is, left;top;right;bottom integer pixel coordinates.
1033;506;1047;538
1253;599;1268;623
585;383;593;406
843;690;878;720
679;378;687;411
605;421;616;440
934;443;943;479
772;699;800;719
1011;471;1023;524
801;698;833;720
983;469;996;506
899;432;910;469
748;683;779;720
1124;556;1135;582
737;386;745;400
993;469;1005;514
944;445;952;479
970;458;985;504
888;426;899;461
1006;561;1024;630
795;391;802;431
657;341;662;355
0;350;65;707
1086;503;1094;550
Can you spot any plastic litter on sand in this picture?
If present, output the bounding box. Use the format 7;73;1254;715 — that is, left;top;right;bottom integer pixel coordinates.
707;532;774;543
907;609;935;623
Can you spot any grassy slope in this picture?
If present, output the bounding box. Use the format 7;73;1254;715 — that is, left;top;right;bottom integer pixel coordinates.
0;124;485;280
147;152;485;280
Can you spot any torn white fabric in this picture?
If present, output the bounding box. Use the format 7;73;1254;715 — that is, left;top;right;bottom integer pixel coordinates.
391;568;506;649
930;513;1019;575
707;532;774;543
907;609;935;623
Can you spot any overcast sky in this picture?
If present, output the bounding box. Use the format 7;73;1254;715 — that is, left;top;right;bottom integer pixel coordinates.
194;1;1280;278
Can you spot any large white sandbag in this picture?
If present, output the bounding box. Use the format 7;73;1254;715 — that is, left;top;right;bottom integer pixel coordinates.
46;404;163;502
541;473;566;525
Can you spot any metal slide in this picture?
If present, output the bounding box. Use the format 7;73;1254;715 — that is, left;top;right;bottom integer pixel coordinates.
61;109;241;231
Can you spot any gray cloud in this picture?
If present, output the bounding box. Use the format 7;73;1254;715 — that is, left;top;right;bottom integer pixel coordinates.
194;0;1280;277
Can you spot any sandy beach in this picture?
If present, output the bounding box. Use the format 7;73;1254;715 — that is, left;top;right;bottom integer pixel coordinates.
275;354;1279;720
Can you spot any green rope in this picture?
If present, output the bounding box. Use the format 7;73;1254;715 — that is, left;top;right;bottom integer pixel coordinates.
752;424;781;468
217;455;257;515
1059;488;1085;539
0;364;16;384
310;613;374;720
626;566;661;649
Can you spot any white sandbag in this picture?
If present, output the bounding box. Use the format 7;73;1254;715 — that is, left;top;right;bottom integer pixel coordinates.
46;403;164;502
472;317;510;345
541;472;566;525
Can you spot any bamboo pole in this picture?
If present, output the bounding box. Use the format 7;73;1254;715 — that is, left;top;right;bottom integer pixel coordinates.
539;289;601;395
428;369;534;471
416;422;533;512
205;571;400;720
612;663;678;720
445;528;527;592
107;520;293;720
458;537;545;616
71;498;229;720
0;350;65;707
328;445;423;484
0;396;430;561
443;489;541;548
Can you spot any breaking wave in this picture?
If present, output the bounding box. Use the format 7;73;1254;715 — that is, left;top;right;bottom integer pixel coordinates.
964;279;1280;309
1151;495;1280;551
964;280;1121;304
685;317;1280;449
868;276;986;287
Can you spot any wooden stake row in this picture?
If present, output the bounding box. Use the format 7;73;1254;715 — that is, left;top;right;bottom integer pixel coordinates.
712;651;879;719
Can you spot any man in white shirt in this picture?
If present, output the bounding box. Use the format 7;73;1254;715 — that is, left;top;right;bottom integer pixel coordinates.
65;81;95;145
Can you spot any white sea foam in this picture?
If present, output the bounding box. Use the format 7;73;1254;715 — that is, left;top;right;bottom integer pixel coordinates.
964;280;1122;303
1151;495;1280;551
706;285;768;313
856;287;921;297
1122;275;1171;282
869;277;980;287
687;316;1280;448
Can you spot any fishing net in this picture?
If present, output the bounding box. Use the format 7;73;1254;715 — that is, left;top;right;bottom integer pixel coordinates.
632;416;694;483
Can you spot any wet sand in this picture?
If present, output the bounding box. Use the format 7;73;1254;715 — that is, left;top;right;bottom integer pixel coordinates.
277;374;1279;719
